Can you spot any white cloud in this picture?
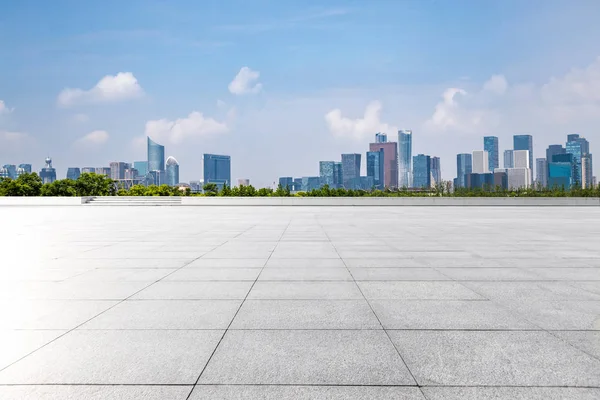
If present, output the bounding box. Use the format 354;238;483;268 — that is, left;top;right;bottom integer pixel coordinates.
228;67;262;95
74;130;109;147
0;131;31;151
0;100;14;114
325;100;398;140
144;111;228;145
483;75;508;95
57;72;144;107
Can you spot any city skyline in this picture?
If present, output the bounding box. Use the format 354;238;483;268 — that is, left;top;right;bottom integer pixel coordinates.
1;1;600;186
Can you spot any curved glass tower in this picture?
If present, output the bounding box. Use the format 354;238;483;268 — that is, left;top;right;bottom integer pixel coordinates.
147;137;165;172
166;156;180;186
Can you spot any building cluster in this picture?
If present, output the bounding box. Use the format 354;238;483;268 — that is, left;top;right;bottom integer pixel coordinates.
455;134;595;190
279;130;442;191
0;137;236;192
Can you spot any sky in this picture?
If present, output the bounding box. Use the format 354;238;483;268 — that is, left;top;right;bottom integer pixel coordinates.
1;0;600;186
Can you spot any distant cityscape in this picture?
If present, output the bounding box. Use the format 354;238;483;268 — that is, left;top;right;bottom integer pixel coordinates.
0;132;596;192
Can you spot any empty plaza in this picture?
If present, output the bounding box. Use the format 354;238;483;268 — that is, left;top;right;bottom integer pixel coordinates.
1;204;600;399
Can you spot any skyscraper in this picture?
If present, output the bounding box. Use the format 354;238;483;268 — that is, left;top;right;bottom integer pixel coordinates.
110;162;128;180
279;177;294;190
18;164;32;174
536;158;548;188
483;136;499;171
456;153;472;188
0;167;10;179
548;153;574;188
565;134;591;186
430;157;441;186
319;161;336;187
513;150;530;168
366;150;384;189
82;167;95;174
147;137;165;172
1;164;17;179
413;154;431;188
472;150;489;174
368;142;398;188
375;133;387;143
341;153;361;189
333;162;343;187
398;130;412;187
204;154;231;189
546;145;565;163
39;157;56;184
514;134;533;181
66;167;81;181
95;167;111;177
581;155;592;189
166;156;180;186
503;150;514;168
134;161;148;177
301;176;321;191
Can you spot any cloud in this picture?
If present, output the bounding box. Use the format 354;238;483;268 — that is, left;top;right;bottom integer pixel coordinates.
71;113;89;123
325;101;398;140
57;72;144;107
228;67;262;95
144;111;228;145
483;75;508;95
0;131;32;152
74;130;109;147
0;100;14;114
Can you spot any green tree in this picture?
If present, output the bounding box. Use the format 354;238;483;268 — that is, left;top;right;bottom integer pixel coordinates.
40;179;77;196
203;183;218;196
75;173;115;196
128;185;147;196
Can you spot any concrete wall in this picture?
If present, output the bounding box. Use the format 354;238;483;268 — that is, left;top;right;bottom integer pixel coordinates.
0;197;89;206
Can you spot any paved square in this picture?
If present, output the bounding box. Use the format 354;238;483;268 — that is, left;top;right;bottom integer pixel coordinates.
1;205;600;399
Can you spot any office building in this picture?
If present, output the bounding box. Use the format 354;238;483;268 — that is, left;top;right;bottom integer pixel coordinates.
301;176;321;192
147;137;165;173
493;171;508;190
536;158;548;188
0;167;10;179
279;177;294;190
548;153;574;188
341;153;361;189
566;134;591;186
189;181;202;193
204;154;231;189
39;157;56;184
514;134;533;181
513;150;530;168
18;164;32;174
293;178;302;192
484;136;499;171
134;161;148;177
360;176;374;190
398;130;412;187
82;167;95;174
110;162;128;180
369;142;398;188
366;150;384;190
582;155;592;189
472;150;489;174
333;162;343;187
455;153;472;188
375;133;387;143
413;154;431;188
319;161;337;187
147;170;163;186
124;168;139;180
95;167;111;177
503;150;514;169
166;156;180;186
546;145;565;163
507;168;531;189
1;164;17;179
466;173;494;189
66;167;81;181
430;157;441;186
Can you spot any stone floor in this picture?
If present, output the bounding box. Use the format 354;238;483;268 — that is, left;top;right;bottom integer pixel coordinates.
0;205;599;399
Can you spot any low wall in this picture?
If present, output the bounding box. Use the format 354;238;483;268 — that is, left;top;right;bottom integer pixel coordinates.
0;197;89;206
181;197;600;206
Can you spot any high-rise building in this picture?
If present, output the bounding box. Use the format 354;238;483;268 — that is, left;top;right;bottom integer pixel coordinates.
82;167;95;174
360;176;374;190
582;155;592;189
301;176;321;191
110;162;128;180
513;150;529;168
413;154;431;188
319;161;336;187
483;136;499;171
147;137;165;173
1;164;17;179
341;153;361;189
456;153;472;188
166;156;180;186
18;164;32;174
134;161;148;177
536;158;548;188
124;168;139;180
366;150;384;189
565;134;591;186
279;177;294;190
430;156;441;186
507;168;531;189
95;167;111;177
503;150;514;168
66;167;81;181
369;142;398;188
293;178;302;192
39;157;56;184
375;133;387;143
398;130;412;187
333;162;343;187
0;167;10;179
548;153;574;188
514;134;533;181
204;154;231;189
546;145;565;163
466;173;494;189
472;150;489;174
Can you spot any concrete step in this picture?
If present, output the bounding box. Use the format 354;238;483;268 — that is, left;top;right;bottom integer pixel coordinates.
86;196;182;206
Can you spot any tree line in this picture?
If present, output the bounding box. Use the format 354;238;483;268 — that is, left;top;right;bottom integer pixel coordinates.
1;172;599;197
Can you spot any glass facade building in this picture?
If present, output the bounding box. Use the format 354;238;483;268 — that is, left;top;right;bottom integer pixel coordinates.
18;164;32;174
66;167;81;181
466;173;494;189
503;150;514;168
456;153;472;188
413;154;431;188
166;156;180;186
398;130;412;188
319;161;336;187
369;142;398;189
147;137;165;172
341;153;361;189
39;157;56;184
204;154;231;189
2;164;17;179
110;162;128;180
134;161;148;177
293;178;302;192
366;150;384;189
430;157;441;186
548;162;574;188
301;176;321;192
565;134;590;186
279;177;294;190
535;158;548;188
513;134;533;181
375;133;387;143
484;136;499;171
333;162;342;187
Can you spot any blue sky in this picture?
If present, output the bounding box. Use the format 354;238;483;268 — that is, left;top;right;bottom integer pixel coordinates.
1;0;600;185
